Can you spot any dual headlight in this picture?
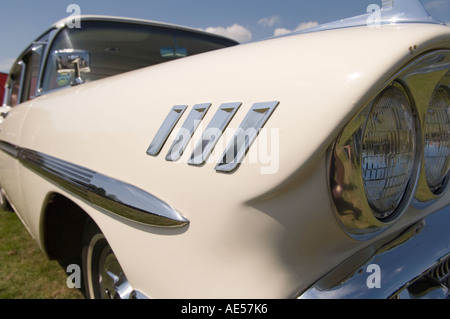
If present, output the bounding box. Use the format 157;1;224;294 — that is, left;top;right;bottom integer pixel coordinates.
330;51;449;239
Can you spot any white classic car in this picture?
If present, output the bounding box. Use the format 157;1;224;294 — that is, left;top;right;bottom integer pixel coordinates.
0;0;448;300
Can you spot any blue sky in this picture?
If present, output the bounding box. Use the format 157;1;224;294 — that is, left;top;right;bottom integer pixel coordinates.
0;0;449;73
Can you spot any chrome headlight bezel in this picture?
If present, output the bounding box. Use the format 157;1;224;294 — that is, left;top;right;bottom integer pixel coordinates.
422;84;450;196
407;54;450;208
361;82;417;220
329;50;450;240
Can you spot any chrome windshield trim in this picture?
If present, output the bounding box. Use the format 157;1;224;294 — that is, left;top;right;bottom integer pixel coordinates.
298;205;449;299
35;28;59;96
147;105;188;156
0;143;188;227
289;0;443;37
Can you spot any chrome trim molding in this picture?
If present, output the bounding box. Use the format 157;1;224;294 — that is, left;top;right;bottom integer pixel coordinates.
298;205;450;299
0;143;189;227
215;101;279;173
291;0;443;37
147;105;188;156
166;103;211;162
129;290;150;299
0;141;20;158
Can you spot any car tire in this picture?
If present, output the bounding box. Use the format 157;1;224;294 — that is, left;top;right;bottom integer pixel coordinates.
82;220;132;299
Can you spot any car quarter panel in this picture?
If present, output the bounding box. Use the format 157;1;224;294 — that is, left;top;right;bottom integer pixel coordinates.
3;24;450;298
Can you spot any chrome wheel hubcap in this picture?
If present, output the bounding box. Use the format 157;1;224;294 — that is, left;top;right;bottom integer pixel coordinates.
98;246;132;299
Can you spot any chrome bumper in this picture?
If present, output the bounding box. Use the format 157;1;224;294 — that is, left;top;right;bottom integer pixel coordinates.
298;205;449;299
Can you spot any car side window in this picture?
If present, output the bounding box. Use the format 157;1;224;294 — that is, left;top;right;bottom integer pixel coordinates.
4;45;43;107
7;62;24;107
4;29;53;107
20;45;44;102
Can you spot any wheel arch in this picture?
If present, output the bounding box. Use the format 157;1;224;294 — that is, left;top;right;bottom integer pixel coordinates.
41;192;90;261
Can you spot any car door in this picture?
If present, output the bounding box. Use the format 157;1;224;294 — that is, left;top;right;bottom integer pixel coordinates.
0;44;44;222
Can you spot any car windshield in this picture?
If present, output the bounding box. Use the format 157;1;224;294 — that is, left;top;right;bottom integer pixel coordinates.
41;20;237;92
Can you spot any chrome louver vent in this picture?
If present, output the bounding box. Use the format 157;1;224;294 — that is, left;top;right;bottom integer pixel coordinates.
166;103;211;162
146;105;187;156
147;101;279;173
189;102;242;166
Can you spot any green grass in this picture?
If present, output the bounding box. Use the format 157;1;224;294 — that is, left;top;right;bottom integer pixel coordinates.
0;208;84;299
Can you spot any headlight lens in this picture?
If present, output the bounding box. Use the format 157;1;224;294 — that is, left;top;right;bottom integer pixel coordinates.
330;51;450;240
362;84;416;220
424;86;450;194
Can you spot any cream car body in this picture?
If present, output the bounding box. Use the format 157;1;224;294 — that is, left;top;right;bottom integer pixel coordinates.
0;0;449;299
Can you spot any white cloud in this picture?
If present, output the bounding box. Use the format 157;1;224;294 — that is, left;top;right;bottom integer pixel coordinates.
274;21;319;37
258;16;281;27
204;24;252;43
273;28;292;37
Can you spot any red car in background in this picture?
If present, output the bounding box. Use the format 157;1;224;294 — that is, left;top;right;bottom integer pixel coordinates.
0;73;7;105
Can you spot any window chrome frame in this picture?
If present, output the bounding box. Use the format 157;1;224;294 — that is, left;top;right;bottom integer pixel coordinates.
34;28;60;97
16;61;26;105
3;29;57;107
